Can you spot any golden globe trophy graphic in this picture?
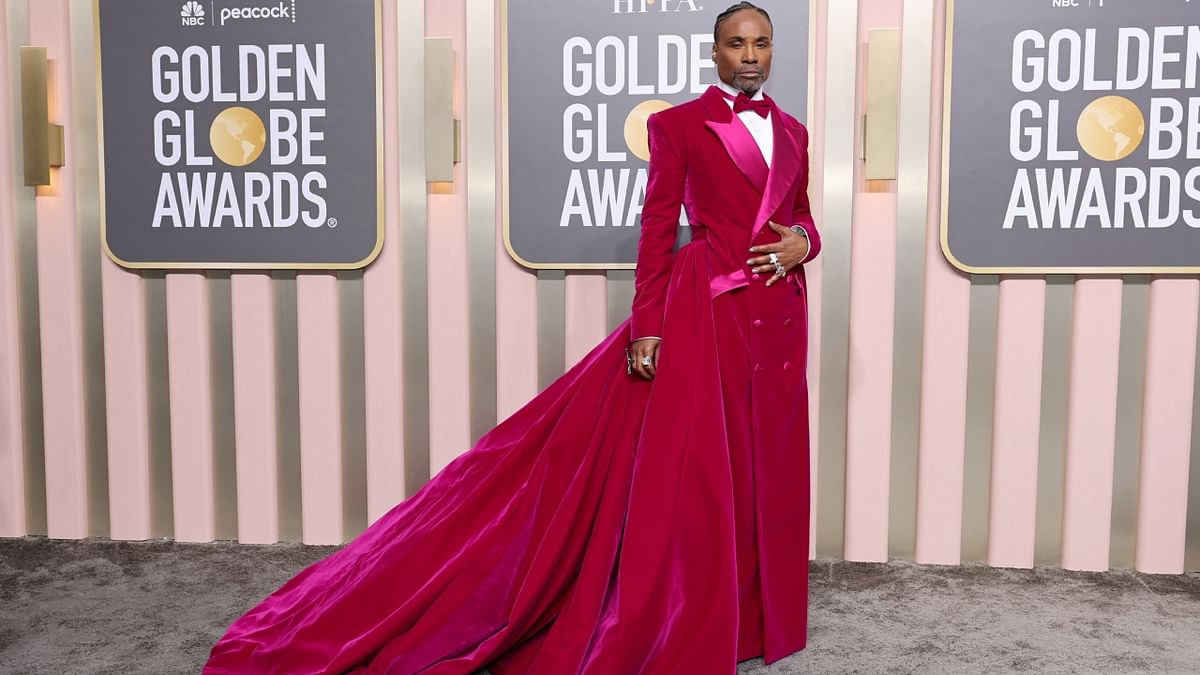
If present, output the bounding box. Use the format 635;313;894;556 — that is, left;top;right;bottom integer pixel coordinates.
209;107;268;167
1076;96;1145;163
623;99;672;162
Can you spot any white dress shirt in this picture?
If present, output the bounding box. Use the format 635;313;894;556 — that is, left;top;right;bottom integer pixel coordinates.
715;79;773;167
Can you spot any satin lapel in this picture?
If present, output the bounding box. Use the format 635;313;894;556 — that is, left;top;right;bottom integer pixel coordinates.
750;109;803;241
700;87;768;194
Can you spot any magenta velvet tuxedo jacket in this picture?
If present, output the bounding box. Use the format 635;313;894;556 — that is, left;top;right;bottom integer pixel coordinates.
630;84;822;340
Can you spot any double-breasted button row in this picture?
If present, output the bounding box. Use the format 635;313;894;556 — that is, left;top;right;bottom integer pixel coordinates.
754;361;793;373
752;318;794;327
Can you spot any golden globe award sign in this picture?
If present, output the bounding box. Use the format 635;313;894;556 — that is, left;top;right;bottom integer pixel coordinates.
504;0;811;269
942;0;1200;273
96;0;382;269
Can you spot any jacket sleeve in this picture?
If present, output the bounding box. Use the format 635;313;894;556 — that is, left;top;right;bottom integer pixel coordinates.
630;111;686;341
791;124;821;265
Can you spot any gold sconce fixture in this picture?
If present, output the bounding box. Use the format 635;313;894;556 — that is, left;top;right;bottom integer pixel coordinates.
862;28;899;182
424;37;460;185
21;46;64;187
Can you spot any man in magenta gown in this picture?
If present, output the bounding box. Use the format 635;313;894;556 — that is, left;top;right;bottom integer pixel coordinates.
204;3;821;673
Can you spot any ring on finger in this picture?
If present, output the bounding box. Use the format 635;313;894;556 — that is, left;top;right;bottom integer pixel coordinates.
769;253;785;276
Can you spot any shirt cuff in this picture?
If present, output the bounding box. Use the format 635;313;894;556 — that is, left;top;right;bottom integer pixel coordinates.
792;224;814;264
632;336;662;341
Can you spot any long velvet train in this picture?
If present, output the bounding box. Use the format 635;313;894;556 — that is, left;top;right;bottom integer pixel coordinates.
204;240;802;674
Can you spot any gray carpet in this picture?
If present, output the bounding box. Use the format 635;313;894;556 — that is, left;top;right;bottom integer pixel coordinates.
1;538;1198;674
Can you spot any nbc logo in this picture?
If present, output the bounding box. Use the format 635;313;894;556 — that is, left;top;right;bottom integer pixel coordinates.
181;0;206;26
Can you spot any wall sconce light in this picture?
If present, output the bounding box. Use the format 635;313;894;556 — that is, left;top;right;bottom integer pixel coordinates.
20;46;64;187
425;37;460;185
862;28;899;182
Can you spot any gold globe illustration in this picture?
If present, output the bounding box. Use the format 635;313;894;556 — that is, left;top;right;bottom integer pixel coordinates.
210;106;267;167
1076;96;1144;162
624;99;673;161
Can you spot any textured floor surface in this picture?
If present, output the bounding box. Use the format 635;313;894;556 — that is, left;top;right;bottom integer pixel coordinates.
1;537;1198;674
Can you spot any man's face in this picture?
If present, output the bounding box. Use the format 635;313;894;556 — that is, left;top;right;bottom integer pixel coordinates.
712;9;773;95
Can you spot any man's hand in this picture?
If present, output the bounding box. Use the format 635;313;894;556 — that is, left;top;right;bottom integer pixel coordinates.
746;221;810;286
628;337;661;380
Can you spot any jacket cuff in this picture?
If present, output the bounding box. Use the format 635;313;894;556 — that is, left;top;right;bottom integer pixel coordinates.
630;312;664;342
794;223;817;265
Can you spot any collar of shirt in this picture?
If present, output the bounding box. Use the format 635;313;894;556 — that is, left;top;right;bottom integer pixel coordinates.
715;78;765;107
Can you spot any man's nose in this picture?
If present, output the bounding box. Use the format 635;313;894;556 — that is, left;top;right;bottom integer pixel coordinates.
742;46;758;62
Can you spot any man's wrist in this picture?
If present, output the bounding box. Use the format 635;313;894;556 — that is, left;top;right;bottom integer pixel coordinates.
791;224;813;265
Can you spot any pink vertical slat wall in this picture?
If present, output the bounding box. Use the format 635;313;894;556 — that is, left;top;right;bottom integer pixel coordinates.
914;0;971;566
165;273;216;542
843;194;897;562
30;0;89;539
841;0;902;563
0;3;27;538
987;278;1047;568
426;1;472;476
230;273;280;544
494;0;539;423
1060;278;1123;571
296;273;343;545
1135;279;1200;574
100;253;152;541
564;274;607;369
363;0;408;524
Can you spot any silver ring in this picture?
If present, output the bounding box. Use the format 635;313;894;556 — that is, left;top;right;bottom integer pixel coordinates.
641;355;652;367
768;252;785;276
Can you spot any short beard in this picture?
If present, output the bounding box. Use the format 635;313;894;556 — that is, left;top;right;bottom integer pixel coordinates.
732;73;763;96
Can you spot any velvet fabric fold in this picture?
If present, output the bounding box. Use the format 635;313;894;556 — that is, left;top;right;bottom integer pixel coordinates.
205;241;792;675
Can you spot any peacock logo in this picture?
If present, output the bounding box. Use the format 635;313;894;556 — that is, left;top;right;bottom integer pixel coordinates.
181;0;206;26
